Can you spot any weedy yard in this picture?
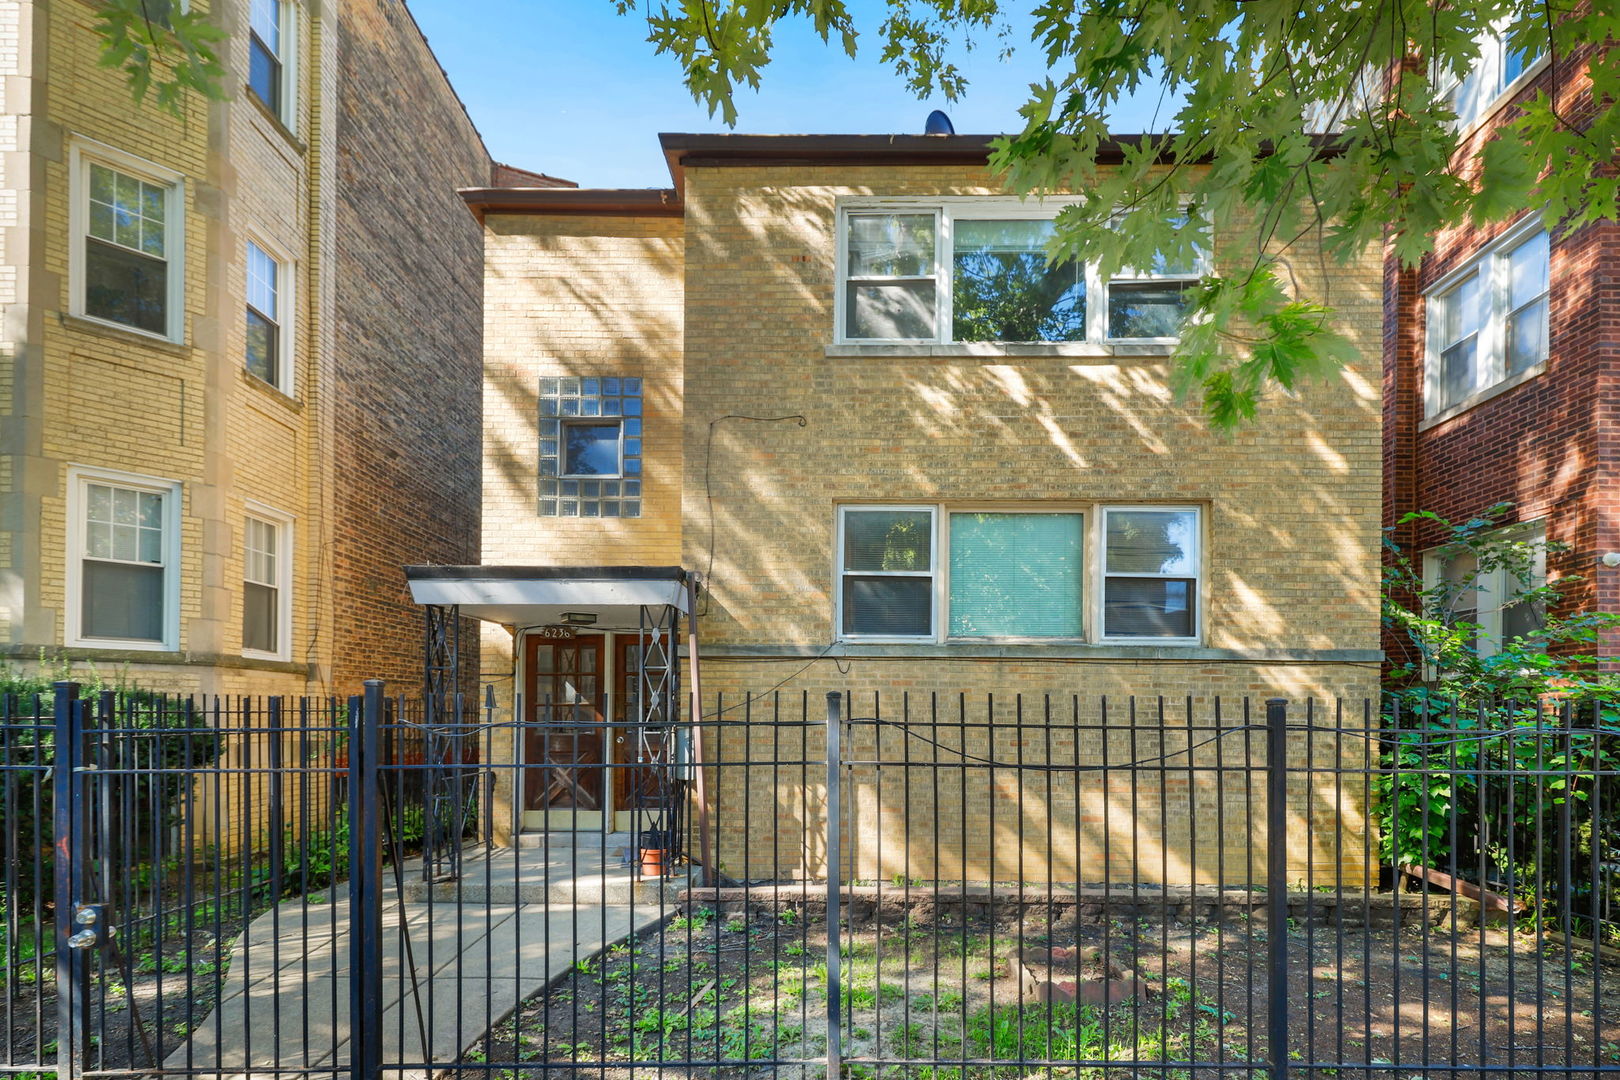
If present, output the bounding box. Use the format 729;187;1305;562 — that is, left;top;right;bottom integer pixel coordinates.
462;897;1620;1080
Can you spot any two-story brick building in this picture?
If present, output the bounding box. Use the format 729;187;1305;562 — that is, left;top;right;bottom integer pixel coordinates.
409;130;1386;884
1384;32;1620;668
0;0;552;694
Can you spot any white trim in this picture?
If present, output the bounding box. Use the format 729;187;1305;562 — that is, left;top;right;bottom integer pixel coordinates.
67;139;186;344
1096;505;1203;646
248;0;298;130
834;502;1203;646
835;505;939;643
1434;20;1550;136
835;197;1207;348
65;465;182;651
1421;520;1547;659
1423;215;1548;418
558;417;626;479
242;231;296;394
241;502;294;662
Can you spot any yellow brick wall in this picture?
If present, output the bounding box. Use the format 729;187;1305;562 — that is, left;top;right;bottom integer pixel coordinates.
476;160;1384;886
481;213;685;569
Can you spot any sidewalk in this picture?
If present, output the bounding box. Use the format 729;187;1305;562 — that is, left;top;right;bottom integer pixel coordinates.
166;842;672;1080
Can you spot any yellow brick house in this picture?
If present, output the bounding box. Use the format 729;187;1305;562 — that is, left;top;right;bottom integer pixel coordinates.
412;131;1385;885
0;0;508;696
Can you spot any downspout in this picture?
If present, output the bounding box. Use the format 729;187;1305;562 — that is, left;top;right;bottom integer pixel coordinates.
685;572;713;887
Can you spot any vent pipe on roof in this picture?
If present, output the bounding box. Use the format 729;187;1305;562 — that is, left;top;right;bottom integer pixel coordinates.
924;110;956;135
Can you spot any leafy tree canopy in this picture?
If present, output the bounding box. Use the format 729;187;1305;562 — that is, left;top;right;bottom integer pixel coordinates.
615;0;1619;427
97;0;1619;426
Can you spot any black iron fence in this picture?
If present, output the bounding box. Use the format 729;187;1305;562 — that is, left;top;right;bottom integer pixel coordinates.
3;683;1618;1079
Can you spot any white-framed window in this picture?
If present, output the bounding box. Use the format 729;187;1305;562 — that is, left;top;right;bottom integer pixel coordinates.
68;140;185;343
244;238;293;390
242;506;292;660
1426;223;1548;416
1423;521;1547;658
538;377;643;517
1099;507;1201;641
835;504;1201;644
248;0;297;127
836;198;1209;345
66;466;181;651
1434;20;1547;130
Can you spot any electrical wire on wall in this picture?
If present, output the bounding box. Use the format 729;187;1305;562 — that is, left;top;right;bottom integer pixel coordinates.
701;412;807;617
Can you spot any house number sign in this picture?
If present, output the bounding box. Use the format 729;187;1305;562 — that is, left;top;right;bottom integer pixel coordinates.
533;625;578;639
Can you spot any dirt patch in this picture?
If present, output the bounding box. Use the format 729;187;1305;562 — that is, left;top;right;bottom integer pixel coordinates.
461;898;1620;1079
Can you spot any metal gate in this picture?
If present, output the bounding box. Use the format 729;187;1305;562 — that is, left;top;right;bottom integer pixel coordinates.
6;683;1620;1079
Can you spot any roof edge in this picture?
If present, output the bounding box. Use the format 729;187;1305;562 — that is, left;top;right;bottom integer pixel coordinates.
405;565;692;582
459;187;683;219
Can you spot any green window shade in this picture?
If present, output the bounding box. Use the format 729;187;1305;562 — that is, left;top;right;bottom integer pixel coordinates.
948;513;1082;638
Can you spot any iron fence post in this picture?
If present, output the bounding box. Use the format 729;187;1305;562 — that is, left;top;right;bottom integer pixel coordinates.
1266;697;1290;1080
349;681;385;1080
52;680;88;1080
825;691;843;1080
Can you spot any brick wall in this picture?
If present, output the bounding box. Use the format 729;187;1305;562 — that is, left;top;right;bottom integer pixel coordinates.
327;0;490;693
1381;47;1620;662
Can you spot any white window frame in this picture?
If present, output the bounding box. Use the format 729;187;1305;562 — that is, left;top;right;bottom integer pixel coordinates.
834;503;1202;645
1422;520;1547;659
836;505;940;643
1096;505;1203;645
243;233;295;393
67;138;186;344
834;197;1210;347
242;502;294;662
1433;19;1549;132
559;419;626;479
247;0;298;130
65;465;182;651
1424;218;1548;419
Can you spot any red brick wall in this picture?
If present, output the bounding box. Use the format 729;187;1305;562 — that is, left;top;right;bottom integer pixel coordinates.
1382;47;1620;662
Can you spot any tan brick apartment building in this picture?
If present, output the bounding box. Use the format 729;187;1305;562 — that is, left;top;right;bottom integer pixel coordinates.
0;0;534;694
1384;33;1620;666
415;132;1387;882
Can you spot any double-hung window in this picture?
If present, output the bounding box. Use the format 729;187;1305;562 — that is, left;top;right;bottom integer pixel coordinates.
837;200;1208;345
1423;522;1546;657
1435;20;1546;129
245;239;290;390
837;505;1201;643
243;510;291;660
1426;225;1548;416
68;467;180;650
248;0;295;126
70;142;185;342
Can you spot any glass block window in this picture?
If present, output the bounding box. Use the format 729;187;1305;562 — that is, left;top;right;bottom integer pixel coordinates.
538;376;643;518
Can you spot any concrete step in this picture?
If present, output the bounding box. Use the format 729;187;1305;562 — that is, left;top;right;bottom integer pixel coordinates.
399;869;695;907
512;830;633;850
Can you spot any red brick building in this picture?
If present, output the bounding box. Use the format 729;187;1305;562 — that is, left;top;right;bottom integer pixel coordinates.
1383;35;1620;667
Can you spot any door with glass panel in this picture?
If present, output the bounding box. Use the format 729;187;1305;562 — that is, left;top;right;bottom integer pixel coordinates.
523;634;607;828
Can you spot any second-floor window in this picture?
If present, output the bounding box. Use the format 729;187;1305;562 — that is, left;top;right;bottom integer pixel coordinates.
1426;225;1548;416
72;144;185;342
538;377;643;518
837;200;1207;345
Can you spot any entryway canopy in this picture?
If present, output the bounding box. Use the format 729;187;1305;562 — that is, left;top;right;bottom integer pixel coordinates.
403;565;695;628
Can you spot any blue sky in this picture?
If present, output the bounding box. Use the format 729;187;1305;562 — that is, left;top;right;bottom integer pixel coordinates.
407;0;1173;189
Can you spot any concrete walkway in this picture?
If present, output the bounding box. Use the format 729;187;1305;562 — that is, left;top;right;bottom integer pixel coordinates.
166;840;676;1080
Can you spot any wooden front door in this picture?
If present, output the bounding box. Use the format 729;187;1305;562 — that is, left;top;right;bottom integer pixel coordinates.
523;634;607;813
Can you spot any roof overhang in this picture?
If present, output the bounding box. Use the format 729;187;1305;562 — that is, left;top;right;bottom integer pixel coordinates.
404;565;694;628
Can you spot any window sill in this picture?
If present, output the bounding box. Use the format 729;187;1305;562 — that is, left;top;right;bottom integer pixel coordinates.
242;368;303;411
1420;360;1546;431
706;642;1385;663
245;85;306;154
62;311;187;351
825;341;1177;361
